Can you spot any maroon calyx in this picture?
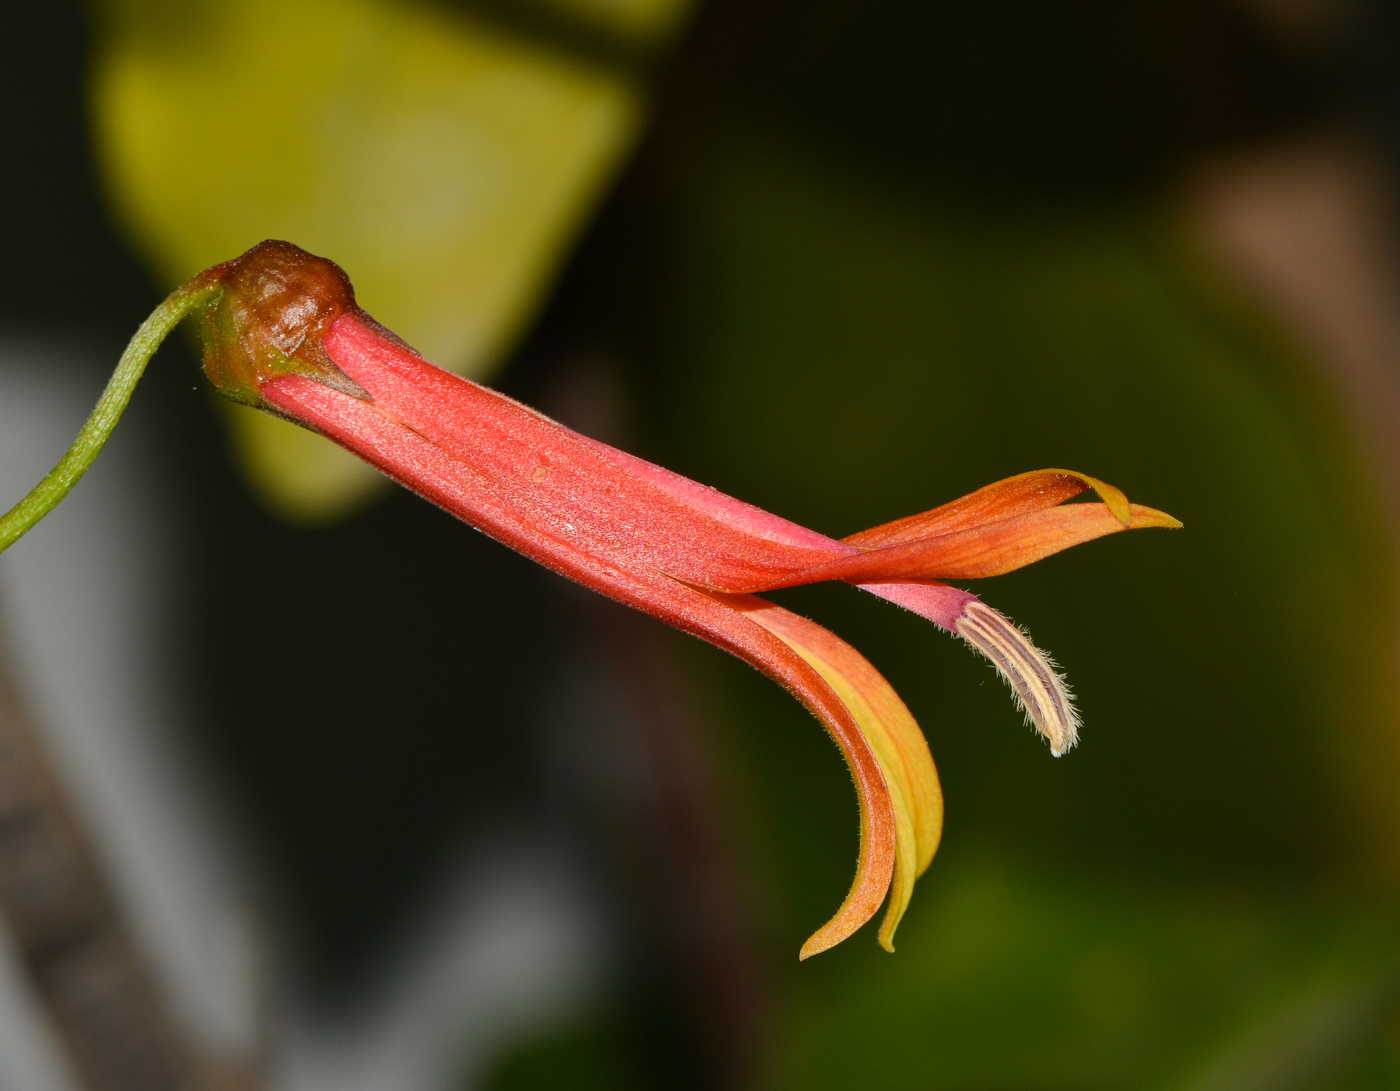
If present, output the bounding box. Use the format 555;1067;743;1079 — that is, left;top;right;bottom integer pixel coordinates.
198;240;371;410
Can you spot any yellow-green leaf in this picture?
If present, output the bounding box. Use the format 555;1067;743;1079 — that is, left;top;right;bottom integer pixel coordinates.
93;0;644;518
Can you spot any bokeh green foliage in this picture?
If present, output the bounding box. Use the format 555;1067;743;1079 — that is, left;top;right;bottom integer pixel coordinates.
493;861;1400;1090
771;855;1400;1090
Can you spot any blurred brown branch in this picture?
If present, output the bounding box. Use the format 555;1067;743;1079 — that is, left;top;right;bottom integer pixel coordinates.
0;614;255;1091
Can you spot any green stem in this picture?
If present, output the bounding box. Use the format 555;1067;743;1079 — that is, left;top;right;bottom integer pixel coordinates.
0;277;221;553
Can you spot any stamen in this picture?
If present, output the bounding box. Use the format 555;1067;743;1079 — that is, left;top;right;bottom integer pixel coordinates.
953;601;1079;755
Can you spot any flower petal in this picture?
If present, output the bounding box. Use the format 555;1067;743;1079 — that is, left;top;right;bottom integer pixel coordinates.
309;314;843;591
756;502;1180;587
843;468;1134;549
725;594;941;955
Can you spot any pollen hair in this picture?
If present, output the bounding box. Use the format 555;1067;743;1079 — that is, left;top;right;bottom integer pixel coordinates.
953;601;1080;756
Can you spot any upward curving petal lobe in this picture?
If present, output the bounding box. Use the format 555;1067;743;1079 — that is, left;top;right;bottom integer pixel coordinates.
843;469;1134;548
781;502;1181;585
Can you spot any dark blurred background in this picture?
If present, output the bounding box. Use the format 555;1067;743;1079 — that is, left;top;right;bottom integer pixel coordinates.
4;0;1400;1088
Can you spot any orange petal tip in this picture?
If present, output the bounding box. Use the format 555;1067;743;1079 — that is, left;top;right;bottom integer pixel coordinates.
798;930;841;961
1127;504;1183;530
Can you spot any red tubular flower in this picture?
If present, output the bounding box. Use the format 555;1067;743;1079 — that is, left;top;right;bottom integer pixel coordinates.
199;241;1181;957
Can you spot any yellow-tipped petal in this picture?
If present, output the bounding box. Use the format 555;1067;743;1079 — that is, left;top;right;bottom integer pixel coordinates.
739;601;942;954
844;468;1143;548
1073;471;1132;526
897;501;1180;579
786;501;1181;587
1132;506;1184;529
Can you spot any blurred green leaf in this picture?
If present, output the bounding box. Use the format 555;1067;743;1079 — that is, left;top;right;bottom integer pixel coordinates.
528;0;697;50
91;0;645;519
482;1015;652;1091
767;854;1400;1091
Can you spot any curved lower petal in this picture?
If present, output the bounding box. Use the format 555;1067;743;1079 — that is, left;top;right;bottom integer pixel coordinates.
723;594;942;954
